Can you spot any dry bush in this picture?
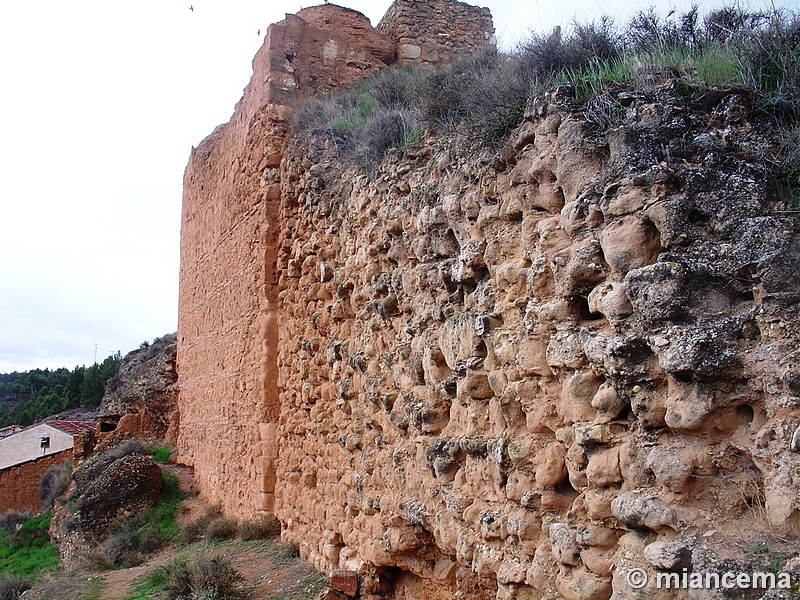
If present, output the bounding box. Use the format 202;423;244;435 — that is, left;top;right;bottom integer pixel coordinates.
0;511;31;534
0;575;31;600
39;462;71;511
158;552;247;600
205;516;238;541
178;506;221;545
138;523;164;555
238;515;281;541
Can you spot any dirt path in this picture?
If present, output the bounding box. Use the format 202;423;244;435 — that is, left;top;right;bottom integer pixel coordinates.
94;540;326;600
98;563;153;599
96;464;324;599
27;462;326;600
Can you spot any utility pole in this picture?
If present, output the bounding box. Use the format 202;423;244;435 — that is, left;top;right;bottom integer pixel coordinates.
94;343;99;365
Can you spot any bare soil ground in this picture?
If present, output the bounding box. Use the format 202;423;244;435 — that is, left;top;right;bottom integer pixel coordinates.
92;540;326;600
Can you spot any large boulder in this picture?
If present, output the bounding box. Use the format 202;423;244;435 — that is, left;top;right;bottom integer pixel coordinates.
77;454;162;536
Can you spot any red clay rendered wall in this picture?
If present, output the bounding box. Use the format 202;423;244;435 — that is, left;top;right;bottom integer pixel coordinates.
0;450;72;514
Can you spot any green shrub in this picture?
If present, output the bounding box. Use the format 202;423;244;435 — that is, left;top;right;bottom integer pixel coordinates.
146;445;172;465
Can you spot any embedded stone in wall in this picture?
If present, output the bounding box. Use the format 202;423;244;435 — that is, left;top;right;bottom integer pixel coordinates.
270;91;800;598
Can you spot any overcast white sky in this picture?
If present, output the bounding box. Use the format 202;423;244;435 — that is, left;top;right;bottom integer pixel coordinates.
0;0;795;372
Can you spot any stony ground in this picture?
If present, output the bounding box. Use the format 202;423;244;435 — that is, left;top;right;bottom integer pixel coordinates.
23;465;327;600
24;541;326;600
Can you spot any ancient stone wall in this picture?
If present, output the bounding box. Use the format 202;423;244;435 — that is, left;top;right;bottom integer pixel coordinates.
272;86;800;598
177;2;800;598
176;95;289;517
177;2;478;519
378;0;495;66
0;450;72;514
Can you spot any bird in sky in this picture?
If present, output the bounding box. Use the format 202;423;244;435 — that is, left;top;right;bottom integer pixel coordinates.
189;5;194;11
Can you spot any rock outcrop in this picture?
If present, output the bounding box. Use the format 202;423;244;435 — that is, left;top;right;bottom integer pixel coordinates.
50;447;164;570
97;333;178;446
176;2;800;598
76;454;162;536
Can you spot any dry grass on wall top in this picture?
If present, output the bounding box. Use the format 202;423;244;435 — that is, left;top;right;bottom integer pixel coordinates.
293;5;800;187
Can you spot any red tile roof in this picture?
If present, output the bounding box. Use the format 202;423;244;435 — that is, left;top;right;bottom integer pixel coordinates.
45;420;96;436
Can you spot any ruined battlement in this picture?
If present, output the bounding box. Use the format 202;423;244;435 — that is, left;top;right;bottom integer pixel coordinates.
378;0;495;66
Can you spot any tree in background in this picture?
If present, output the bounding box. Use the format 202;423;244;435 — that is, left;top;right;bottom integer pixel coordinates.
0;354;121;427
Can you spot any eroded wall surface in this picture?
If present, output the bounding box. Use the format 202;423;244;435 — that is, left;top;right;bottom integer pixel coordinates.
273;88;800;598
177;2;800;598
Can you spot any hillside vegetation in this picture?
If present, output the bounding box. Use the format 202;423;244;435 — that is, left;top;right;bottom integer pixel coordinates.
0;355;121;428
0;512;59;598
295;5;799;197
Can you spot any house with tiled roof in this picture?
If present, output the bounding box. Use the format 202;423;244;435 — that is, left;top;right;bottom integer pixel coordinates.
0;420;96;514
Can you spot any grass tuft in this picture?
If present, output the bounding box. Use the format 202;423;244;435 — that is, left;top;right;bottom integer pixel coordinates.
0;513;59;579
145;445;172;465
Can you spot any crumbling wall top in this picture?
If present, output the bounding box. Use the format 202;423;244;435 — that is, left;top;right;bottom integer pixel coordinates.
378;0;495;66
260;4;395;105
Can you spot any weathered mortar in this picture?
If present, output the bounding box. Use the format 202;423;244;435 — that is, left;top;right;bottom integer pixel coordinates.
272;90;800;598
177;2;800;598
